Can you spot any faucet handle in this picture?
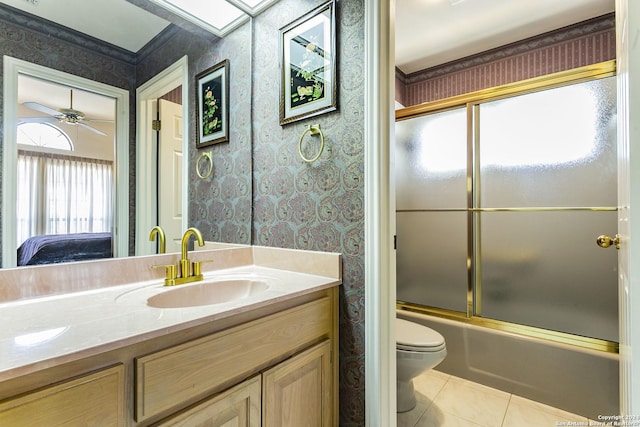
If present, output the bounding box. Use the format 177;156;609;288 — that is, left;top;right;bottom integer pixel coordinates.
151;264;177;281
192;259;214;276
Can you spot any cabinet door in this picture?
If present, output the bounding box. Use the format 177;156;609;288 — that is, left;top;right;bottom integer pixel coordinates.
262;340;333;427
0;364;124;426
155;375;260;427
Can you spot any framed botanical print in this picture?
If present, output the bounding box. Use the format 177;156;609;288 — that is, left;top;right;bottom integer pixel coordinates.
279;0;337;125
196;59;229;147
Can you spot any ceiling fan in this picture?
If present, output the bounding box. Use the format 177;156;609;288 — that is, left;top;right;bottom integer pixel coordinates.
21;90;110;136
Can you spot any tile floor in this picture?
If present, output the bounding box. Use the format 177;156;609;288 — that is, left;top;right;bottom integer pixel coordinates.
398;370;593;427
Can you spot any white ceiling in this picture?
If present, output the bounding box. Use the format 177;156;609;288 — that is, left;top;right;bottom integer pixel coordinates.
0;0;170;52
3;0;616;107
395;0;615;74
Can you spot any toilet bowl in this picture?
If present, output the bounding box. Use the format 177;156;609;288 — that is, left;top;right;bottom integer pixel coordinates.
396;317;447;412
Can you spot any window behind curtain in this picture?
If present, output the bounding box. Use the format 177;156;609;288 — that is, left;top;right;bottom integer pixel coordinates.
17;150;113;246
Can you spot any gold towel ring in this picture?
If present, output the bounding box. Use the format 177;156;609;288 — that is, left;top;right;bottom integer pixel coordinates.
196;150;213;179
298;124;324;163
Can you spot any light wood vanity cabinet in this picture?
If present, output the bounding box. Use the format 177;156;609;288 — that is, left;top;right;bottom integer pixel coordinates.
0;287;338;426
0;364;125;426
138;291;337;426
155;340;332;427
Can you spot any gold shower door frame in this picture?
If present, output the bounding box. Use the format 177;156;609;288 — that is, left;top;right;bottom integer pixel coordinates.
396;60;618;353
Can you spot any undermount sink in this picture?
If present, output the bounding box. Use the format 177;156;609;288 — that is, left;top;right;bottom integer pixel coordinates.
147;279;270;308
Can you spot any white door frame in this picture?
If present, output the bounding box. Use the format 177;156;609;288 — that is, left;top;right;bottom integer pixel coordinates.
365;0;638;423
2;56;129;267
615;0;640;415
365;0;396;425
135;56;188;255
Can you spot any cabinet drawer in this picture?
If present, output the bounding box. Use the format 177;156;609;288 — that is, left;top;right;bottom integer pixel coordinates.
136;296;331;421
0;364;124;426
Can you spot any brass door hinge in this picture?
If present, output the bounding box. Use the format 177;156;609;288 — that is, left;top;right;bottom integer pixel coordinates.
152;119;161;131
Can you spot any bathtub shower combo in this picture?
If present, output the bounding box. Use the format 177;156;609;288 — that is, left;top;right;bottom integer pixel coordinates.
394;62;619;418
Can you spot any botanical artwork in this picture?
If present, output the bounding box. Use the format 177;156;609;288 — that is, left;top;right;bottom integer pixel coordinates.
202;79;222;135
290;20;327;108
280;1;336;125
196;60;229;147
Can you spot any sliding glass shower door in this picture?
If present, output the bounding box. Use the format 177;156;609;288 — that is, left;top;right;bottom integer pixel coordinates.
396;72;618;344
396;107;469;313
476;78;618;341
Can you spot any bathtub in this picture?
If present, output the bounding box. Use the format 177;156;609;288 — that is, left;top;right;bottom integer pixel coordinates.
397;309;619;419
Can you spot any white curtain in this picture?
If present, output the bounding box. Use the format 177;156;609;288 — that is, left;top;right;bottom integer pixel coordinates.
17;151;113;245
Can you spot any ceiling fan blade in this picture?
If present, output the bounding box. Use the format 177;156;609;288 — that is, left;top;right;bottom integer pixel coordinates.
78;122;107;136
22;102;61;117
84;118;115;123
19;117;58;123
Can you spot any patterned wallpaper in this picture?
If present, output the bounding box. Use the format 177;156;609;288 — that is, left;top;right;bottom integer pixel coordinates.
252;0;365;423
396;13;616;106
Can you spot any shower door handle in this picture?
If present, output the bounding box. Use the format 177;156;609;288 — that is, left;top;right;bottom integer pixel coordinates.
596;234;621;250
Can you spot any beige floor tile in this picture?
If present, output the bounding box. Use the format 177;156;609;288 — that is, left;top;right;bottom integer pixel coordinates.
413;370;450;400
397;394;431;427
502;397;588;427
431;376;510;427
509;395;588;422
417;405;487;427
396;370;589;427
398;370;450;427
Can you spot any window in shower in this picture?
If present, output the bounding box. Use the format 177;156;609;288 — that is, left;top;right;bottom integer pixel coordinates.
395;61;618;348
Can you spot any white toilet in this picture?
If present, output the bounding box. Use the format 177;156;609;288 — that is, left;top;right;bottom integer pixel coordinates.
396;317;447;412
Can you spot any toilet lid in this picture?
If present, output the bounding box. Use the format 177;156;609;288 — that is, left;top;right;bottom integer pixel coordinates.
396;318;446;352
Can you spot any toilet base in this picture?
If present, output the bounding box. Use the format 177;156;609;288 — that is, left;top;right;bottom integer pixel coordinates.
397;379;417;412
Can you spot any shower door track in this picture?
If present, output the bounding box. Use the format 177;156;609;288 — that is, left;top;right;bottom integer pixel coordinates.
397;301;619;353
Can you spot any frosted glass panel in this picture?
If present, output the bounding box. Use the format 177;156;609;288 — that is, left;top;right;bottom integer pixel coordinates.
396;212;468;312
395;108;467;210
479;211;618;341
479;77;616;208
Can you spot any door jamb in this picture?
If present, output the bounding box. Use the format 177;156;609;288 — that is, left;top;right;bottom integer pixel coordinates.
135;56;188;255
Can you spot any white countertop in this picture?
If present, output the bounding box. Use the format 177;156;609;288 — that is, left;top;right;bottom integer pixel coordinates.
0;265;340;382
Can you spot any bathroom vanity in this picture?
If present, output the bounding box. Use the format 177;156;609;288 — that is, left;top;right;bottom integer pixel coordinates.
0;246;341;426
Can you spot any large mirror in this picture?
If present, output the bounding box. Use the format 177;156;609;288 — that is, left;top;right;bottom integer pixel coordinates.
0;0;257;267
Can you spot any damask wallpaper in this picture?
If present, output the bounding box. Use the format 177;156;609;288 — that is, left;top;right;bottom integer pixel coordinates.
252;1;366;424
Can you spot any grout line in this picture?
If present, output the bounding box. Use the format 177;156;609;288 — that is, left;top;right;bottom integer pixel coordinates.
499;394;514;427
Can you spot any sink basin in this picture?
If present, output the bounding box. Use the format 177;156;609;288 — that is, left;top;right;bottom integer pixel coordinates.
147;279;269;308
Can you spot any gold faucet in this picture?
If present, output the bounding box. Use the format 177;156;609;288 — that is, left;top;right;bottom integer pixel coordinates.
149;226;166;254
180;227;205;281
152;227;206;286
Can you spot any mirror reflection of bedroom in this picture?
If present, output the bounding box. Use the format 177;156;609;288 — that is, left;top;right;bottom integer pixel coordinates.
16;75;116;266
